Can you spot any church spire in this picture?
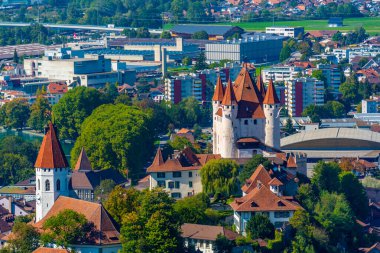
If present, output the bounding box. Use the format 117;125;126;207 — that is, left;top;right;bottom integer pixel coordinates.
256;74;266;99
152;147;164;166
212;75;225;102
35;123;68;169
263;79;280;105
74;147;92;172
221;79;236;105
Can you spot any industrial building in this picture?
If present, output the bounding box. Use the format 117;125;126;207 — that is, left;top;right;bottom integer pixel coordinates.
265;26;304;38
170;24;244;40
285;77;325;117
205;33;285;63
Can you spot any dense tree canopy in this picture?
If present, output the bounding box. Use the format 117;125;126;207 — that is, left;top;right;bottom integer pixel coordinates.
28;90;51;132
7;221;40;252
246;214;275;240
238;155;273;184
72;104;155;182
0;98;30;130
52;86;106;140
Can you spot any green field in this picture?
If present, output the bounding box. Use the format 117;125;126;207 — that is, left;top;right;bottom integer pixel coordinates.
165;17;380;35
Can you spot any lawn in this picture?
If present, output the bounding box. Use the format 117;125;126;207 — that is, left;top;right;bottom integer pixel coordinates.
165;17;380;35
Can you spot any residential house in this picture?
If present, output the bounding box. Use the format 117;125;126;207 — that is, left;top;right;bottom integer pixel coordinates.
147;147;220;199
181;223;238;253
230;165;302;235
170;128;195;143
47;82;67;105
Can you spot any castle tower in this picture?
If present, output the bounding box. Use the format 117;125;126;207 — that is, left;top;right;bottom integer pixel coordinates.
74;147;92;172
256;74;266;100
212;76;224;154
35;123;70;222
220;79;237;158
263;79;281;150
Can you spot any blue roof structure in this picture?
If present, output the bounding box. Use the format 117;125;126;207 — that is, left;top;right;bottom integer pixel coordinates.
171;24;242;36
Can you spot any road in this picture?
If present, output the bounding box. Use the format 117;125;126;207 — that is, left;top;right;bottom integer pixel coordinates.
0;22;163;34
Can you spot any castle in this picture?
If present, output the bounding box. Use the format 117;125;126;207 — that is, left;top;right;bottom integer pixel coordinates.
212;67;281;158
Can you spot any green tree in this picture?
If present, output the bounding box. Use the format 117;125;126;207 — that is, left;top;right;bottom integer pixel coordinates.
160;31;172;39
339;74;361;104
238;155;273;184
168;136;200;154
28;94;51;132
213;234;234;253
0;153;33;186
104;186;141;224
94;179;116;202
311;161;341;193
339;172;369;219
284;118;296;135
193;51;208;71
71;104;155;181
8;222;40;252
246;214;275;240
41;209;91;247
201;159;239;198
103;82;119;103
52;86;105;140
324;101;345;118
191;30;209;40
296;184;318;212
174;193;209;224
2;98;30;130
279;43;291;62
182;56;191;66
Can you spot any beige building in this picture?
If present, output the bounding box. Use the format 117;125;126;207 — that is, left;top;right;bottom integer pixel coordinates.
147;148;220;199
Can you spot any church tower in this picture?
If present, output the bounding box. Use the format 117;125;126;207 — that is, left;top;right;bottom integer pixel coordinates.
263;79;281;150
220;79;237;158
35;123;70;222
212;76;224;154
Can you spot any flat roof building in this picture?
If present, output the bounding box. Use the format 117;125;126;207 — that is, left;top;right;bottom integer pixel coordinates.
170;24;244;40
266;26;304;38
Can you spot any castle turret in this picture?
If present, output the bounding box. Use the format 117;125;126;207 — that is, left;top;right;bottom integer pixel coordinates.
220;79;237;158
35;123;70;222
212;76;224;154
263;79;281;150
256;74;266;100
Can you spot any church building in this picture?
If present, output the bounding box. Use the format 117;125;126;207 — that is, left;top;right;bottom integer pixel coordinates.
212;67;281;158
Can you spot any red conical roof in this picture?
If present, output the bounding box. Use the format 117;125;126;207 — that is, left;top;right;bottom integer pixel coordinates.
152;148;164;166
212;76;225;102
74;147;92;172
263;79;280;104
256;74;266;99
222;79;236;105
35;123;69;169
233;67;260;103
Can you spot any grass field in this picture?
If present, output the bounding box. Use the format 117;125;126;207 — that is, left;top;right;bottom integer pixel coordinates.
165;17;380;35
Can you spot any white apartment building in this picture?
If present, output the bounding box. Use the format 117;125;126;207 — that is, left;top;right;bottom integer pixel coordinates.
164;74;205;103
147;148;220;199
262;66;303;83
265;26;304;38
285;77;325;117
24;55;120;88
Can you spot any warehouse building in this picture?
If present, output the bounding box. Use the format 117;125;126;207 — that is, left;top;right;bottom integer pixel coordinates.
205;33;286;63
170;25;244;40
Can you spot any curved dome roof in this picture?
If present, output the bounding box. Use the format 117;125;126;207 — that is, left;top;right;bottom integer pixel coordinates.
281;128;380;150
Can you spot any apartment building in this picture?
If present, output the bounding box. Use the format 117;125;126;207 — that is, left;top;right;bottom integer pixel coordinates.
262;66;303;83
316;64;341;95
285;77;325;117
362;96;380;113
164;74;206;103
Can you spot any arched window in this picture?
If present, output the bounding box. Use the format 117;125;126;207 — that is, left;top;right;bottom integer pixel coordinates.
56;179;60;191
38;179;40;191
45;180;50;191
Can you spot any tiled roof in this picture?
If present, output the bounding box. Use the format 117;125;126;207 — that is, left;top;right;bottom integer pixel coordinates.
256;74;266;99
147;148;220;173
263;79;280;104
33;247;70;253
33;196;120;245
177;128;192;134
268;177;283;186
212;76;225;102
74;148;92;172
215;108;223;117
47;83;67;94
0;186;35;195
221;79;236;105
0;219;11;233
35;123;69;169
230;185;302;212
181;223;238;241
287;155;297;168
70;169;126;190
241;164;271;194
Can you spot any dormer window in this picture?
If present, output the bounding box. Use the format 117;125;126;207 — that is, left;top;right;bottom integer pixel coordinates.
277;201;285;207
251;201;258;207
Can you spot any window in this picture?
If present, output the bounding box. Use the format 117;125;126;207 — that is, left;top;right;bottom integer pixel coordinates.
157;172;165;178
274;211;290;218
56;179;60;191
189;171;193;178
175;181;180;189
38;179;40;190
189;181;193;188
244;120;248;125
171;193;181;198
173;172;182;178
168;182;174;189
254;119;257;125
157;180;166;187
45;180;50;191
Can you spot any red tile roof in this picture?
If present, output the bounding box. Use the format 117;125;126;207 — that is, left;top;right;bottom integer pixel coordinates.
215;108;223;117
268;177;283;186
33;247;70;253
212;76;225;102
47;83;67;94
233;67;260;104
263;79;280;104
33;196;120;245
241;164;272;194
230;185;302;212
74;147;92;172
181;223;238;241
287;155;297;168
221;79;236;105
256;74;266;99
34;123;69;169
